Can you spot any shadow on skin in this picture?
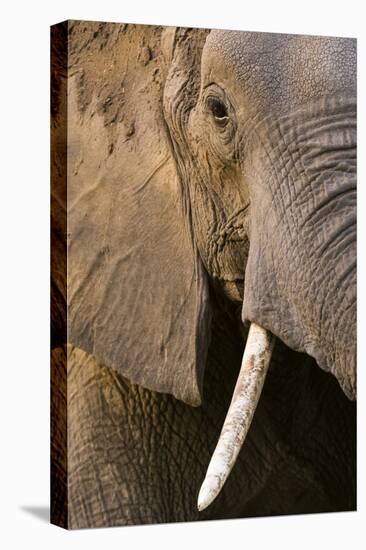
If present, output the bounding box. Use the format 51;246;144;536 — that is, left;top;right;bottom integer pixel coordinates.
20;505;49;523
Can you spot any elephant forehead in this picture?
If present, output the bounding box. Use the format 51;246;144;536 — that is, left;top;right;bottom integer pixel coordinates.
203;30;356;111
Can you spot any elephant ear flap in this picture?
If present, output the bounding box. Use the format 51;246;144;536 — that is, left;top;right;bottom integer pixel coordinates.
67;55;211;407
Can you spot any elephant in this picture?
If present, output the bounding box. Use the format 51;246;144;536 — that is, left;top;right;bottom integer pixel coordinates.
51;21;356;529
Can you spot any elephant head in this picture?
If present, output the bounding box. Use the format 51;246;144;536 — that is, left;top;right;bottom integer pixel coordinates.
66;24;356;512
162;29;356;508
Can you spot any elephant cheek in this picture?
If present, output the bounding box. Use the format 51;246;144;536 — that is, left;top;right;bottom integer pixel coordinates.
213;239;250;303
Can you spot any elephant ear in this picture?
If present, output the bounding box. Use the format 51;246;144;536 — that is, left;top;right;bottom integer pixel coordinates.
66;22;211;406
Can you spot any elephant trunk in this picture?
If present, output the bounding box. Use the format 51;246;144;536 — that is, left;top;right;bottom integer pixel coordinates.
243;92;356;399
198;92;356;511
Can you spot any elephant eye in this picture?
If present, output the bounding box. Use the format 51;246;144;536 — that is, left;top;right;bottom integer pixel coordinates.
206;96;229;123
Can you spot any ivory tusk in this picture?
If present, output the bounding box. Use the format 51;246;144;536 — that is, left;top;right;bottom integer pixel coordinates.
197;322;275;512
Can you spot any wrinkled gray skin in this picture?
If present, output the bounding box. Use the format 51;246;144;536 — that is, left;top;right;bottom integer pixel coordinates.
164;30;356;399
53;24;356;528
